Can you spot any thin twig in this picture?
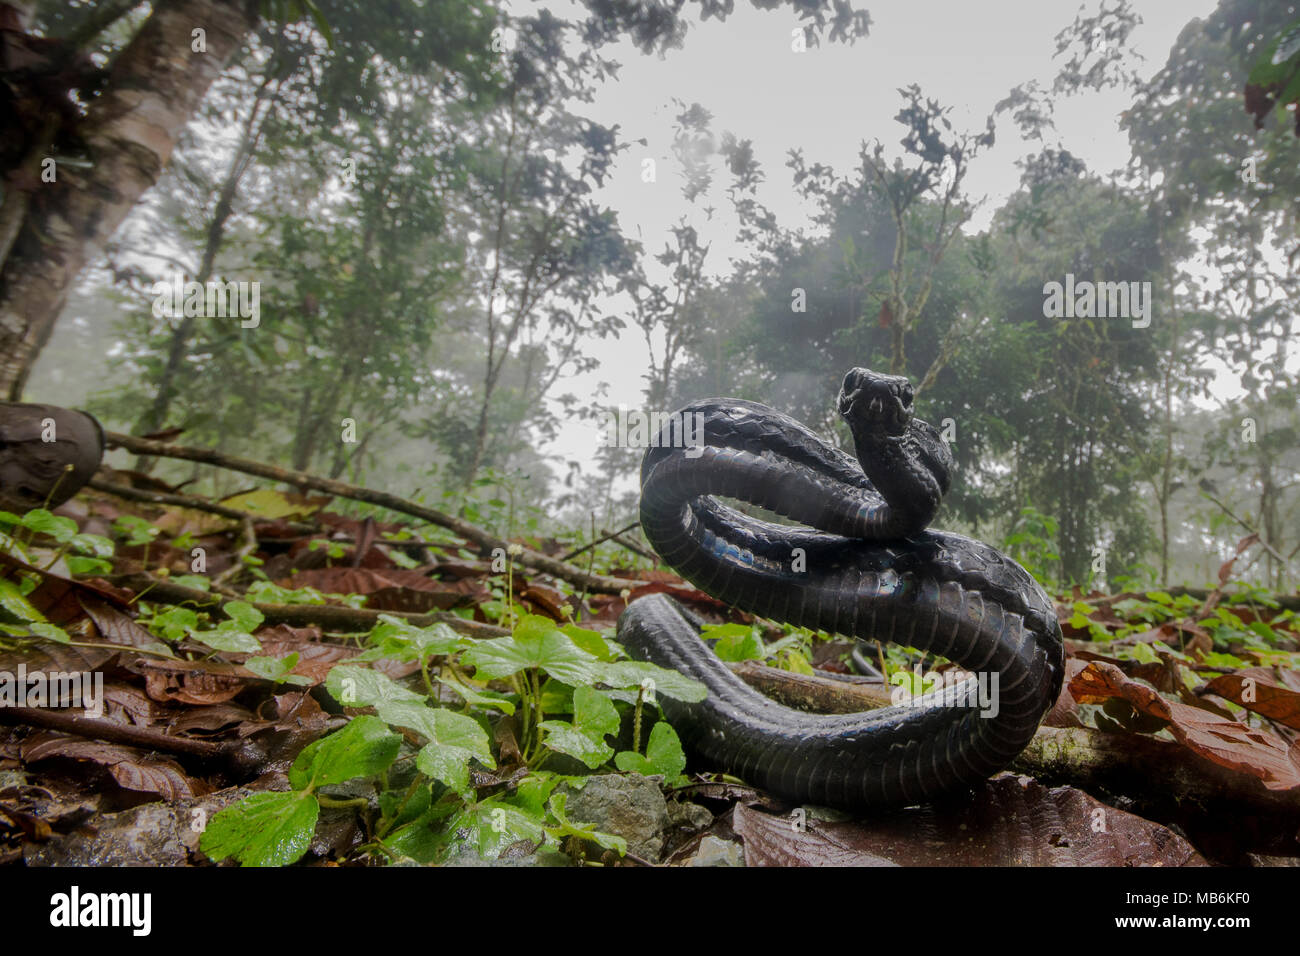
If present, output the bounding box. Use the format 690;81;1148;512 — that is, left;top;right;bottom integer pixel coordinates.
560;521;642;562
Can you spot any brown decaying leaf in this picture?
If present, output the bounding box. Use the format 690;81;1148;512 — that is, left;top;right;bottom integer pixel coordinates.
19;732;208;800
166;702;258;735
0;803;52;841
731;774;1206;867
1204;672;1300;730
78;595;159;649
519;582;573;621
1070;660;1300;790
138;658;249;706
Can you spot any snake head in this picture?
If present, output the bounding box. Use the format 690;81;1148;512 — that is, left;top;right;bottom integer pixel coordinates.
838;368;914;437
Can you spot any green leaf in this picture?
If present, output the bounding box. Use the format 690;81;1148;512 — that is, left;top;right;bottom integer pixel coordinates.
171;575;211;592
462;800;547;859
368;614;467;660
29;622;70;644
781;650;815;675
289;714;401;790
413;717;495;795
1129;642;1159;664
149;606;199;642
223;601;264;632
596;660;707;703
324;664;424;709
539;686;619;769
191;626;262;654
69;533;114;558
705;623;765;661
245;653;312;686
436;673;515;715
561;623;614;660
614;722;686;779
19;509;77;544
0;577;44;624
463;616;600;684
382;803;458;863
65;556;112;576
378;780;432;829
199;791;319;867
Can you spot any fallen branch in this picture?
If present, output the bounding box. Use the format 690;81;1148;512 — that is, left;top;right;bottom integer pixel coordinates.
103;431;642;593
111;573;510;638
88;477;316;532
728;660;892;712
0;706;230;760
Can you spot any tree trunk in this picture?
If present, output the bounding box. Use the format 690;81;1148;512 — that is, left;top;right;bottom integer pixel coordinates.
0;0;259;399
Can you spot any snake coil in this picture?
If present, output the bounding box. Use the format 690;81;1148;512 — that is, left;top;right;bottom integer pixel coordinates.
616;368;1064;810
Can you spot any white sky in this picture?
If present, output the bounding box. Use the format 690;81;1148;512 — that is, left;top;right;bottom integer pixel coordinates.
535;0;1223;477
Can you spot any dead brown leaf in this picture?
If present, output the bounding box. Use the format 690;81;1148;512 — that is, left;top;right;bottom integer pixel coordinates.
731;774;1206;867
20;732;207;801
1203;672;1300;730
1070;660;1300;790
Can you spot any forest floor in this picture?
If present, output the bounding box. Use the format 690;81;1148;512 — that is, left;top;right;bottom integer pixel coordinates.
1;446;1298;868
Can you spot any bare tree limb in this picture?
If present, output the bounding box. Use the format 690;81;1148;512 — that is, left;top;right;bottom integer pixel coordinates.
102;430;643;593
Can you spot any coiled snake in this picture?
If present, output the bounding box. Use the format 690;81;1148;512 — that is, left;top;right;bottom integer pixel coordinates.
616;368;1064;810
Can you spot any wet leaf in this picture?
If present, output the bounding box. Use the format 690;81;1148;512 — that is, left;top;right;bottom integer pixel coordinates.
463;616;600;685
288;715;400;789
200;790;319;867
614;722;686;778
539;686;619;768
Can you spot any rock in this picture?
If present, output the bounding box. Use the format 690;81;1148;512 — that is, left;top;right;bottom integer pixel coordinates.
559;773;669;862
442;845;571;867
26;785;269;866
689;835;745;867
25;802;188;866
666;799;713;833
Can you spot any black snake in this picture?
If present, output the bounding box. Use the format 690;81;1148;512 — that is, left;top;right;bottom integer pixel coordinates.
616;368;1064;810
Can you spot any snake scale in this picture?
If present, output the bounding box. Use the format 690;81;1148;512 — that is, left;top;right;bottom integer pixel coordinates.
616;368;1064;810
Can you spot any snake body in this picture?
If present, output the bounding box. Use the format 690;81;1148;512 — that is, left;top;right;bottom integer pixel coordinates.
616;368;1064;810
